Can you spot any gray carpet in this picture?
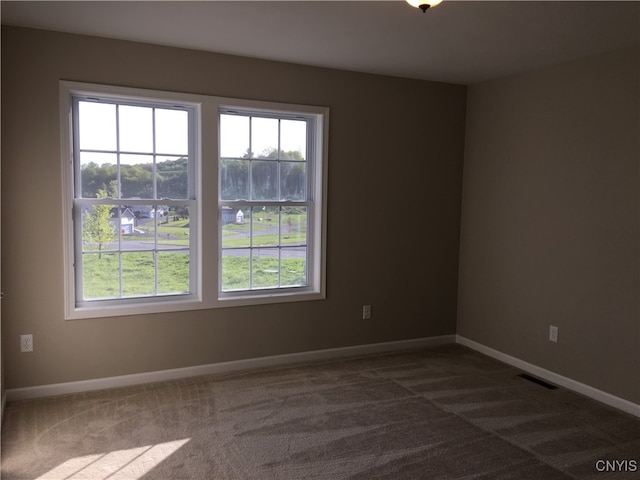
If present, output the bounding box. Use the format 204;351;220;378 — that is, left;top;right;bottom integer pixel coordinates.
2;345;639;479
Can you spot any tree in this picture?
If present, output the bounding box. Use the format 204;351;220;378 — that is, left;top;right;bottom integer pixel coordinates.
83;186;116;258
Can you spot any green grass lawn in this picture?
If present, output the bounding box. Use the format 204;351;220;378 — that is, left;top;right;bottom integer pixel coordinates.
82;212;307;299
221;214;307;248
131;218;191;244
83;251;306;299
221;256;306;290
83;252;190;299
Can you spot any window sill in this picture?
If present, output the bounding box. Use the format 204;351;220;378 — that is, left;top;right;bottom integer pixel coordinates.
217;289;325;308
66;290;326;320
66;296;204;320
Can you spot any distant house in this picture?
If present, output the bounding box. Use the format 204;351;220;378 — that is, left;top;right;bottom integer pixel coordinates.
111;207;136;235
222;206;245;225
129;205;167;219
130;205;153;218
150;207;167;219
81;205;137;235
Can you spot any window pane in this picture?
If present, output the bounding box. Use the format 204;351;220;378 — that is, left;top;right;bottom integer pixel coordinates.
122;205;153;250
157;156;189;199
252;248;279;288
169;204;191;224
280;119;306;160
280;162;306;201
252;117;278;159
216;104;322;298
220;159;249;200
155;208;180;247
81;204;117;253
159;204;190;247
220;114;249;158
80;152;117;198
78;102;116;151
158;252;190;294
281;207;307;246
221;249;250;291
251;161;278;201
115;206;140;239
120;154;153;199
122;252;155;297
252;206;279;247
281;247;307;287
82;252;119;299
156;109;189;155
222;208;250;248
119;105;153;153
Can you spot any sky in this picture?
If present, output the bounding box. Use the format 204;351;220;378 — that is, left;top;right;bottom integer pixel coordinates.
78;101;307;167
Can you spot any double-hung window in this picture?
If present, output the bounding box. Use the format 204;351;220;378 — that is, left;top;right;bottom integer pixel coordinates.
61;82;327;319
219;109;318;296
65;86;198;318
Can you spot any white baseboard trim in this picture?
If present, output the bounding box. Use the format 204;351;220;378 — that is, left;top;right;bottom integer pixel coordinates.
6;335;456;402
456;335;640;418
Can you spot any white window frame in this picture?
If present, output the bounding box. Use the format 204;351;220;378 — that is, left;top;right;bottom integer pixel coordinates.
216;101;327;306
61;82;328;319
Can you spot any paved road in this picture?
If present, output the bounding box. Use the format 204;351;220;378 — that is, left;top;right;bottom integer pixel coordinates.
221;247;306;259
90;240;306;258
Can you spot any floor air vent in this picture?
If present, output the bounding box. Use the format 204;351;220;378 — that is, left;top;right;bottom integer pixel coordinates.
518;373;558;390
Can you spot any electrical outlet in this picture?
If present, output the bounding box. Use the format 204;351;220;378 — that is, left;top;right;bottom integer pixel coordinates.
362;305;371;320
20;334;33;352
549;325;558;343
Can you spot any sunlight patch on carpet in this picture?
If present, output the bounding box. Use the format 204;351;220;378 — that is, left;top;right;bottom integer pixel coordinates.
35;438;190;480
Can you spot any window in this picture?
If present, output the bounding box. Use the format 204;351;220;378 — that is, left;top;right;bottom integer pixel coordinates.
219;110;315;295
67;89;198;314
61;82;328;319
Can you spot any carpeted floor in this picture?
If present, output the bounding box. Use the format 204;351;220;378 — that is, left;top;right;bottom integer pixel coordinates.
1;344;638;479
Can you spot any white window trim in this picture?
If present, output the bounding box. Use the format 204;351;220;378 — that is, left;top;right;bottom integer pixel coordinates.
60;81;328;320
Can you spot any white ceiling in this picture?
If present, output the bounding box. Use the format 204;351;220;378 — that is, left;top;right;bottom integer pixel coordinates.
1;1;638;85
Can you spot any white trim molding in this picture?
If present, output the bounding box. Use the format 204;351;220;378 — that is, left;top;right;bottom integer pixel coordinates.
6;335;455;402
456;335;640;418
9;334;637;419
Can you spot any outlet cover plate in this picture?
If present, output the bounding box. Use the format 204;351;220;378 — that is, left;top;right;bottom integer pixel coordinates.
549;325;558;343
20;334;33;352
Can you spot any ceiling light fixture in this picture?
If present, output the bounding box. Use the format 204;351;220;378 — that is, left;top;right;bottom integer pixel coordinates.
406;0;443;13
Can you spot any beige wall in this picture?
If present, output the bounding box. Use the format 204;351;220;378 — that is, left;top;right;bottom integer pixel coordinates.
458;47;640;403
1;27;467;389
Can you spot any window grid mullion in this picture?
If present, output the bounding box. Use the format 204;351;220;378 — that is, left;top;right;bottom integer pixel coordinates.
249;116;254;202
277;206;282;287
277;119;282;202
248;117;254;289
115;104;125;299
249;204;254;289
154;251;159;296
278;241;282;288
152;107;158;200
152;108;159;256
152;108;159;296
